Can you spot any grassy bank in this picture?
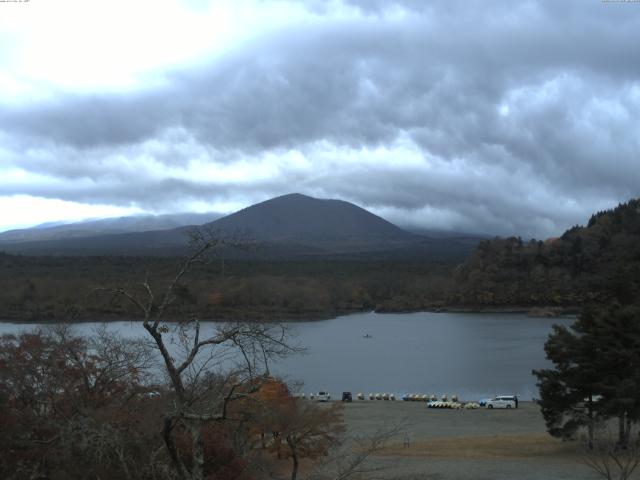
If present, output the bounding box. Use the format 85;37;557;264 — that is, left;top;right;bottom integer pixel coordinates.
335;401;601;480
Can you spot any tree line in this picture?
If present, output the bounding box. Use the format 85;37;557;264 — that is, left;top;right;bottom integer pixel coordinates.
0;252;454;323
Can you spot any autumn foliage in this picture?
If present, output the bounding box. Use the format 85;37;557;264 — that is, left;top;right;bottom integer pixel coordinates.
0;331;345;480
0;328;166;479
245;379;345;480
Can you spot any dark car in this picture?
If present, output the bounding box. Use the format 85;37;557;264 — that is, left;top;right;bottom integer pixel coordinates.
342;391;353;402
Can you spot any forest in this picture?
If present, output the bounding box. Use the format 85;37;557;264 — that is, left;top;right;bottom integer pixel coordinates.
0;254;455;322
453;199;640;309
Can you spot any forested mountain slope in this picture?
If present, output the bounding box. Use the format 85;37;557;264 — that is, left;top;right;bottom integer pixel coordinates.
453;199;640;308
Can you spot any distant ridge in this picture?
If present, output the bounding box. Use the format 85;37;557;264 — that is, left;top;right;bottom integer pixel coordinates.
0;194;481;259
0;212;222;244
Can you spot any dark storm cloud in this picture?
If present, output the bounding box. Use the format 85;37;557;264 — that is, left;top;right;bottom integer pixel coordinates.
2;0;639;237
0;93;170;148
0;161;288;212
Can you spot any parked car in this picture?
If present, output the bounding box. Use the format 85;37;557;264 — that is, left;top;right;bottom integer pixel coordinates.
341;391;353;402
316;391;331;402
485;396;516;409
478;398;491;407
494;395;518;407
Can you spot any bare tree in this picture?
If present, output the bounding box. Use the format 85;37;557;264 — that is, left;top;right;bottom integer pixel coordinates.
267;399;345;480
307;424;406;480
583;431;640;480
106;230;301;480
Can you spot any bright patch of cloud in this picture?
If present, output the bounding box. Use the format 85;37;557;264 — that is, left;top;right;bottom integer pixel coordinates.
0;195;143;232
0;0;320;98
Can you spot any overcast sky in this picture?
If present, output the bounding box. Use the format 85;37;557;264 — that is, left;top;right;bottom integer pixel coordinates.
1;0;639;237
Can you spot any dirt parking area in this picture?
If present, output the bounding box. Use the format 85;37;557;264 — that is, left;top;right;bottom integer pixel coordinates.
338;401;616;480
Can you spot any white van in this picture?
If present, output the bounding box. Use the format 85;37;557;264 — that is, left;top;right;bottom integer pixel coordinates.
486;396;516;409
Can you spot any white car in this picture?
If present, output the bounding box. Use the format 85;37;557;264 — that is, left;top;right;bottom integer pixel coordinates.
485;396;516;409
316;391;331;402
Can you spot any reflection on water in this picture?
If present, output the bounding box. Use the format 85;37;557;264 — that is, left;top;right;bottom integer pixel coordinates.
0;311;572;401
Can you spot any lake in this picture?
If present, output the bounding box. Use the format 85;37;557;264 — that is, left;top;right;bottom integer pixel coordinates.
0;311;572;401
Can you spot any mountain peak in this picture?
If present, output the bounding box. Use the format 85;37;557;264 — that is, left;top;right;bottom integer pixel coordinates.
207;193;414;247
258;193;329;204
274;193;310;199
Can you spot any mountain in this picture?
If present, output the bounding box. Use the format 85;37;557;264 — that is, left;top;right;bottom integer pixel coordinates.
204;193;416;249
0;212;222;244
0;194;481;259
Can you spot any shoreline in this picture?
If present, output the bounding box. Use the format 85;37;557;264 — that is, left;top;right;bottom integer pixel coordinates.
429;305;579;317
0;304;579;324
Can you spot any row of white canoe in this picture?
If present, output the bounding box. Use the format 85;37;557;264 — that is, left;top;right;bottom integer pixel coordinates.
295;393;482;408
363;393;396;401
357;393;461;401
428;401;481;409
297;393;464;402
400;394;460;402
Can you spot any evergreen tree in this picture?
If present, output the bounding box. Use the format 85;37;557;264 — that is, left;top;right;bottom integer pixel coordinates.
534;319;601;448
588;304;640;447
534;303;640;448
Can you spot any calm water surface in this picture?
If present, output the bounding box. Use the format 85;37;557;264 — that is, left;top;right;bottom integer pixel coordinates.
0;311;571;401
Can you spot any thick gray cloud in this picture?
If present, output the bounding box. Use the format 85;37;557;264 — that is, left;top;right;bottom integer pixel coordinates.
1;0;639;237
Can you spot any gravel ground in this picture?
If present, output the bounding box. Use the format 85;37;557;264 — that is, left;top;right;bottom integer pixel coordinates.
336;400;618;480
